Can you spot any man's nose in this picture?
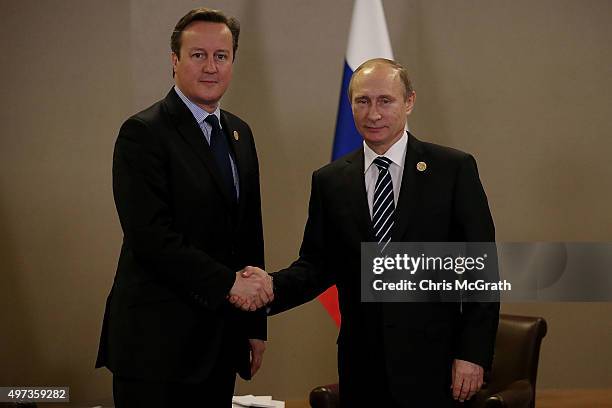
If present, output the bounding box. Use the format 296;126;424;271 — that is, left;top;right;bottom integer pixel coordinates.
367;106;382;121
203;57;217;73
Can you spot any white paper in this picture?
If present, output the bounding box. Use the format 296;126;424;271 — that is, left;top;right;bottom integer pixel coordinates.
232;394;285;408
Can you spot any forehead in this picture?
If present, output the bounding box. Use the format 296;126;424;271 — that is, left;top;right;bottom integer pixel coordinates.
180;21;232;50
352;65;402;96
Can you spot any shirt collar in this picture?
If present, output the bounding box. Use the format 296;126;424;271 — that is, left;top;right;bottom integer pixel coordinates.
363;131;408;174
174;85;222;127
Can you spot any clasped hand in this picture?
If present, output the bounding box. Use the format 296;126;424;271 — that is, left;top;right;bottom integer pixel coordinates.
228;266;273;311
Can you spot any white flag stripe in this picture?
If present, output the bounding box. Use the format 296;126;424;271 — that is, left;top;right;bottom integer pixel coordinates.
346;0;394;70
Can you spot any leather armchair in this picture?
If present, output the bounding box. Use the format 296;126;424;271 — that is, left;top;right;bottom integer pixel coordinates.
309;314;547;408
310;383;339;408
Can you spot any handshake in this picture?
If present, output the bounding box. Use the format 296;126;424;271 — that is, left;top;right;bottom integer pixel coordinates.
228;266;274;311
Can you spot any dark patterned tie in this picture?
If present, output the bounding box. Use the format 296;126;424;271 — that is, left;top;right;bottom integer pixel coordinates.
372;156;395;251
205;115;236;201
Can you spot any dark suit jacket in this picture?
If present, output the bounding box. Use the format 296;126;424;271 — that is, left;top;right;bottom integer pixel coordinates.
271;133;499;406
96;88;265;383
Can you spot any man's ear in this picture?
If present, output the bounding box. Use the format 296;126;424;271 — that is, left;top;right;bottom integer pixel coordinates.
171;52;179;75
405;91;416;116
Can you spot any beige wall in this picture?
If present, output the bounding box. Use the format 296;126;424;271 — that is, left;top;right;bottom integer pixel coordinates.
1;0;611;404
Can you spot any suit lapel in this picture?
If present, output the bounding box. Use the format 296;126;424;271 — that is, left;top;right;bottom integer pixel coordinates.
163;89;235;206
392;132;426;241
344;150;375;242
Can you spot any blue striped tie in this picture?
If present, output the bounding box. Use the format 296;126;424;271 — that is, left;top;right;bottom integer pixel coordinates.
372;157;395;252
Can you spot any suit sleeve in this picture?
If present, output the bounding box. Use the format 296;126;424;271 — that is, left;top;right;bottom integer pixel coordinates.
452;154;500;370
269;171;336;314
113;117;235;310
242;124;267;340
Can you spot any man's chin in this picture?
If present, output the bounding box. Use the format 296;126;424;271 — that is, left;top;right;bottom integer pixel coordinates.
192;94;222;109
364;127;389;137
364;133;388;144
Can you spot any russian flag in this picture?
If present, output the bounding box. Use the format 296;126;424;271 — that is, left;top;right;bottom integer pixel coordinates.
318;0;394;327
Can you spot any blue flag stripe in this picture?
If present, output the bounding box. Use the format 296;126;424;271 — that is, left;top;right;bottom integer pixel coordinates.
331;61;363;161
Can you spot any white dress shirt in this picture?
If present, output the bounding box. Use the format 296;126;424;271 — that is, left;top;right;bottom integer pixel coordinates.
363;131;408;218
174;85;240;198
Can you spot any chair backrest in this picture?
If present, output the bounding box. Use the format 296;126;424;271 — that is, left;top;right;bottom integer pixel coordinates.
309;314;548;408
486;314;547;404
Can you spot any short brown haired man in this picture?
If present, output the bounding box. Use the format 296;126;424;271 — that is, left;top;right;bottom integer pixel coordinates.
96;8;272;407
237;58;499;407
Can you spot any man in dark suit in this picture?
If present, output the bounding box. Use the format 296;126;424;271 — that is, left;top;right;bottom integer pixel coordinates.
235;58;499;407
96;8;273;407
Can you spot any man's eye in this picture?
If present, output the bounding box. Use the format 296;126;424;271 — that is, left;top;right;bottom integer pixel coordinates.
192;52;204;59
216;54;228;61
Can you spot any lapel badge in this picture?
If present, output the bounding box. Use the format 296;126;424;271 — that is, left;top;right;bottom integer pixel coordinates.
233;130;239;141
416;161;427;172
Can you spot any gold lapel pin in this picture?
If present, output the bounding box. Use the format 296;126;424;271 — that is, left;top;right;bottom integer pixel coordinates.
233;130;239;141
416;161;427;172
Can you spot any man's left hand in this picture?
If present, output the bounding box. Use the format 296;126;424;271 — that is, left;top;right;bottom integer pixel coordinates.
451;359;484;402
248;339;266;377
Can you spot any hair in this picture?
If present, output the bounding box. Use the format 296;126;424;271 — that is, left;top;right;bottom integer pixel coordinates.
171;8;240;61
348;58;414;102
